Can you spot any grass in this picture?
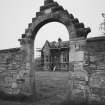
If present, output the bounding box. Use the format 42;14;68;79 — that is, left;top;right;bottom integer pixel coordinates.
35;71;71;105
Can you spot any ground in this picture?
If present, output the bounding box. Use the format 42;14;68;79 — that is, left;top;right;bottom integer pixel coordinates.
0;71;71;105
36;71;71;105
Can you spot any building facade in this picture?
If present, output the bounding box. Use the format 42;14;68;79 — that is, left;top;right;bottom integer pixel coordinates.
41;38;69;71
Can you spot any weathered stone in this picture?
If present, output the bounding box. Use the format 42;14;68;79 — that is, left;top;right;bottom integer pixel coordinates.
0;48;30;95
69;51;84;62
4;0;105;103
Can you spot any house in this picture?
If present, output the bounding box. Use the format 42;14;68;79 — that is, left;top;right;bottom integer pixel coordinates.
41;38;69;71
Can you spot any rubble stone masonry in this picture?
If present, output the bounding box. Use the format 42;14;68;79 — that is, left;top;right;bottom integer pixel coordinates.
0;48;31;96
70;36;105;103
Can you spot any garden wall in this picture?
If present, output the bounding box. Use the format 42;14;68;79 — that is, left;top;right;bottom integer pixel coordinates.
0;48;31;96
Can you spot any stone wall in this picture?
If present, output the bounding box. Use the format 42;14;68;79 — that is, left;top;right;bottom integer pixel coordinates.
0;36;105;103
69;37;88;102
0;48;31;96
86;36;105;102
70;36;105;103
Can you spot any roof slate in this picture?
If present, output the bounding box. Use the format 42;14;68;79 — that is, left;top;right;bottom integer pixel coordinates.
49;40;69;48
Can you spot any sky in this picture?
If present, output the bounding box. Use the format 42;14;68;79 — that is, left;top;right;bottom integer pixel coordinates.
0;0;105;57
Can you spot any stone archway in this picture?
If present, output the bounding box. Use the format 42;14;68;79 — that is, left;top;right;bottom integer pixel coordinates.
19;0;91;96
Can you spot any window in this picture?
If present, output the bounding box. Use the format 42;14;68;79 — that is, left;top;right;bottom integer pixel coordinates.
46;56;49;62
63;53;68;62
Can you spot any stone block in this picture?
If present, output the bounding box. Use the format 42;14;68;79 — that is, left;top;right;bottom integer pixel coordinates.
69;51;84;62
74;62;84;71
90;72;105;88
44;8;52;14
72;71;88;81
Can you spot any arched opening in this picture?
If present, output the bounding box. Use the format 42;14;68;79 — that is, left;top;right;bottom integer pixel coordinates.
34;22;69;71
34;22;70;102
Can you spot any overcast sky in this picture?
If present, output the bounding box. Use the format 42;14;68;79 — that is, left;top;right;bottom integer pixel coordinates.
0;0;105;57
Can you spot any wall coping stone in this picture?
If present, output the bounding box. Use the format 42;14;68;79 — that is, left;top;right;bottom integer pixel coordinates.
0;47;20;53
87;36;105;42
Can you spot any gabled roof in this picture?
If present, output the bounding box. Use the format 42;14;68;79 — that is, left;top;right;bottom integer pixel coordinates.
49;40;69;49
40;40;69;51
42;40;51;50
41;39;69;52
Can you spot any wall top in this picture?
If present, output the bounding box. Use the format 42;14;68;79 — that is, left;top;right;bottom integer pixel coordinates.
0;47;20;53
87;36;105;42
44;0;54;5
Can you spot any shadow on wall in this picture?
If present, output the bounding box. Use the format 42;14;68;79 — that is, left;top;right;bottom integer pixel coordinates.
0;91;104;105
0;91;33;102
60;100;105;105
